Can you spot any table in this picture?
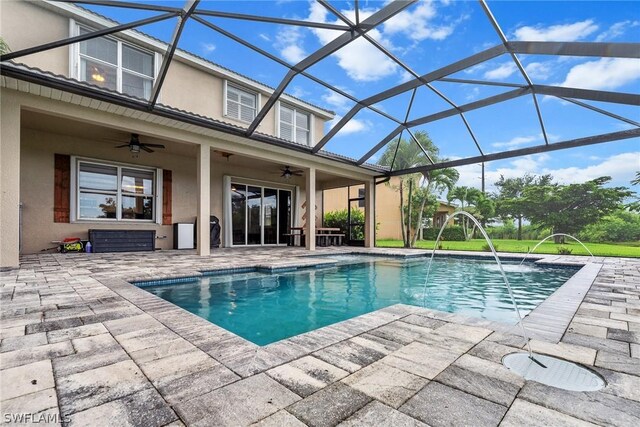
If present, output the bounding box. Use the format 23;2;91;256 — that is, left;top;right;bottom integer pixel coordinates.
286;227;345;246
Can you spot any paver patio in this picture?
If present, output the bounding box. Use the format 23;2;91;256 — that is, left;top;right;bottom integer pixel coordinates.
1;247;639;426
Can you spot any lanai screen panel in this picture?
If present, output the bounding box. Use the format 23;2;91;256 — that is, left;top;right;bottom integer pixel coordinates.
1;0;638;175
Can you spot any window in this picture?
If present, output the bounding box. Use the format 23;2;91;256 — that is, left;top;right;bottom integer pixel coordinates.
279;104;310;145
76;25;155;100
226;83;257;123
77;160;156;221
358;188;365;208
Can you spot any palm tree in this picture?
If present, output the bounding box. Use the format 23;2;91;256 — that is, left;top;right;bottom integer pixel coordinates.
378;131;459;247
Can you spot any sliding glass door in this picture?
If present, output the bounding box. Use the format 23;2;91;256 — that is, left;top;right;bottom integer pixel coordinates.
231;182;292;246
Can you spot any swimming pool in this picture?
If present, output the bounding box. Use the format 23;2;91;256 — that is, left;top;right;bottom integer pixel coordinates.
141;256;578;345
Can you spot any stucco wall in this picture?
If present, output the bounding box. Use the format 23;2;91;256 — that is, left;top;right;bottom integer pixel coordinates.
323;178;456;241
19;127;309;254
2;0;329;144
0;0;69;75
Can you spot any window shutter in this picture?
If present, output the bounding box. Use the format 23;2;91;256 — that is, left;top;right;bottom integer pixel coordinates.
54;154;71;223
162;169;172;225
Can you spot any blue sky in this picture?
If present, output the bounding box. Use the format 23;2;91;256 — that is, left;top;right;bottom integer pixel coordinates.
82;0;639;192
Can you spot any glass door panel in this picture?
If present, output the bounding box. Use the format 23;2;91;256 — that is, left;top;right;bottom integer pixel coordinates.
247;186;262;245
263;188;278;244
231;184;247;245
278;190;292;244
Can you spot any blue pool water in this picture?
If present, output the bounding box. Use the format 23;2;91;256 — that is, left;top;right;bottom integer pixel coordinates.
141;256;578;346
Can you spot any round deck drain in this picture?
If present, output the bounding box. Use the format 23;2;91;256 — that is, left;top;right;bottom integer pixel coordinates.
503;353;605;392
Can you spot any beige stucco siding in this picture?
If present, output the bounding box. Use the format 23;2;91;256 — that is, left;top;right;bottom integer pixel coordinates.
161;60;222;121
0;0;70;75
19;126;313;254
1;0;330;144
323;179;456;241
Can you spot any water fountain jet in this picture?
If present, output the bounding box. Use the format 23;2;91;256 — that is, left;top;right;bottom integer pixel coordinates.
422;210;539;362
520;233;595;265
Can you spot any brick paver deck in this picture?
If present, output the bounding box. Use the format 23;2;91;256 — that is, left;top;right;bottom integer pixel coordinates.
1;248;638;426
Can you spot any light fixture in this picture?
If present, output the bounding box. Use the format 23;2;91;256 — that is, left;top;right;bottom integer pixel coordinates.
282;169;292;180
91;66;105;83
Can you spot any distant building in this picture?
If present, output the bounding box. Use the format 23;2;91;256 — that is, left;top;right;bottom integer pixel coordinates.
323;177;456;241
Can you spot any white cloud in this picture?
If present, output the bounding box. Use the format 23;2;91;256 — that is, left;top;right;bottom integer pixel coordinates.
465;87;480;101
491;135;538;149
525;62;552;81
513;19;598;41
289;86;309;98
541;152;640;184
560;58;640;90
275;26;306;63
398;70;413;84
328;115;369;135
483;62;517;80
200;43;216;55
596;20;640;42
307;4;398;82
322;89;353;112
383;1;461;42
258;33;271;42
454;151;640;193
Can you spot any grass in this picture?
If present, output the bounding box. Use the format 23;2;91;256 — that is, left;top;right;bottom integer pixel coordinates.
376;238;640;258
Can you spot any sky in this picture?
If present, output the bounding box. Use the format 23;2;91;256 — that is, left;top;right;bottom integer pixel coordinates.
78;0;639;193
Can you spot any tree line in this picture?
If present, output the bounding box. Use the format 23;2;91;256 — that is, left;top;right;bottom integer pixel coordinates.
377;132;638;248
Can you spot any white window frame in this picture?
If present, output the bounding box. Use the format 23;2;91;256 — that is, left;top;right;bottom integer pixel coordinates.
70;20;160;100
277;102;314;146
223;80;260;123
71;156;162;224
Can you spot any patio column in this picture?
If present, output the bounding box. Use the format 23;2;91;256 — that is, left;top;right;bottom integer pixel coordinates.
0;97;21;268
197;144;210;256
305;167;316;251
364;179;375;248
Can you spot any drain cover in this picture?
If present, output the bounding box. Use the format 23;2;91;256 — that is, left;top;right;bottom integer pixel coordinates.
503;353;605;392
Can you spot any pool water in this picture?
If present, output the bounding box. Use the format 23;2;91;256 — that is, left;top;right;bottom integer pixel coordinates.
141;256;578;346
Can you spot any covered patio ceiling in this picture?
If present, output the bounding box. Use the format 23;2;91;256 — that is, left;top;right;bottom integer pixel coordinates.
1;0;638;177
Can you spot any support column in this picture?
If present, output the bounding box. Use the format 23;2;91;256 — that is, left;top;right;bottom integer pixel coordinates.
305;167;316;251
197;144;210;256
0;96;21;268
364;179;375;248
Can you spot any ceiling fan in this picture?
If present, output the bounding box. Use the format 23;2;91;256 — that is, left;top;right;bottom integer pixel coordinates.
115;133;165;154
279;166;303;180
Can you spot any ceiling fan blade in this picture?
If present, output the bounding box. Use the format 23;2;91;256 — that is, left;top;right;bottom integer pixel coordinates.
115;144;130;148
293;172;304;176
143;143;165;148
141;146;154;153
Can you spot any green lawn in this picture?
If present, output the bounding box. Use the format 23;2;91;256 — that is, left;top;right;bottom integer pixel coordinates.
376;238;640;258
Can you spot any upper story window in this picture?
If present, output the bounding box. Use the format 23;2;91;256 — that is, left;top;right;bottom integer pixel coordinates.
77;160;156;221
279;104;310;145
225;83;258;123
76;25;155;100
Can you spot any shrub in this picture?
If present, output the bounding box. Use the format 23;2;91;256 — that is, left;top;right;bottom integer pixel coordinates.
324;208;365;240
422;226;466;241
557;246;573;255
578;211;640;243
481;243;497;252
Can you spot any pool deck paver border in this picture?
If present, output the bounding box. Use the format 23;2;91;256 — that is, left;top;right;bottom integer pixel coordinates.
0;247;639;426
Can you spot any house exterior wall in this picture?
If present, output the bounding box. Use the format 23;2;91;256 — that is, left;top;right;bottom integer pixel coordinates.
323;177;456;241
0;0;70;75
0;0;330;144
19;126;313;254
